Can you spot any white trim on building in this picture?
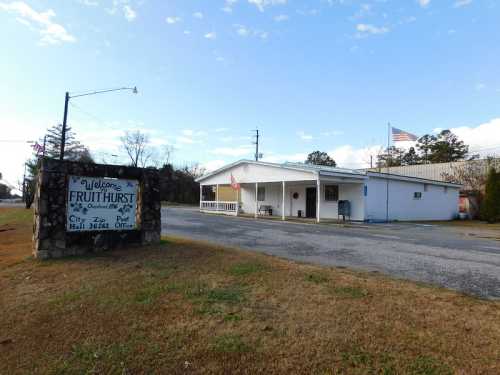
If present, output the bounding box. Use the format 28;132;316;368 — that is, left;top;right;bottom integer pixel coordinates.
196;160;462;222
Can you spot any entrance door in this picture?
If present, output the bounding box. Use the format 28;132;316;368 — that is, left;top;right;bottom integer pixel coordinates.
305;187;317;218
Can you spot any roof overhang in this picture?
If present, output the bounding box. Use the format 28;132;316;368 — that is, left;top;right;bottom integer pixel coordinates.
196;159;317;183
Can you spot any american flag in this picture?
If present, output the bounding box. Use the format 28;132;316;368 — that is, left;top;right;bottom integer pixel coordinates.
31;142;45;155
392;127;418;142
230;174;240;190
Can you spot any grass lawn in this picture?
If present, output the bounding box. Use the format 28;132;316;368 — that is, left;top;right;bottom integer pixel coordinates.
1;208;500;374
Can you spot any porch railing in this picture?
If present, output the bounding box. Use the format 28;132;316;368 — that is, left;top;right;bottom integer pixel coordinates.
200;201;238;216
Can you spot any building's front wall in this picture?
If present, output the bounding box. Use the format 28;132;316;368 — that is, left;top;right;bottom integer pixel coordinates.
318;182;365;221
240;182;285;216
365;177;459;221
199;162;460;222
238;181;365;221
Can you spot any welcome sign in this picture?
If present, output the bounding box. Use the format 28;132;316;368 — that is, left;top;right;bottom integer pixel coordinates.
67;175;139;232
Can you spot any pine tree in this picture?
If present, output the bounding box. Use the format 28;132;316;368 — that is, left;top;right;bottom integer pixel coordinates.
480;168;500;223
23;124;94;208
415;130;468;164
44;124;93;162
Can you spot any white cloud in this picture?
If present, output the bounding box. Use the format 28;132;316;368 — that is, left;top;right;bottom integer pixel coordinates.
0;1;76;45
215;127;229;132
417;0;431;8
123;5;136;22
274;14;289;22
356;23;389;36
321;130;345;137
328;145;383;169
222;0;238;13
174;129;207;146
204;31;217;39
103;0;139;22
166;16;181;24
454;0;472;7
233;24;268;39
234;24;249;36
201;159;227;172
261;152;308;164
297;131;313;141
248;0;287;12
193;11;203;19
449;118;500;156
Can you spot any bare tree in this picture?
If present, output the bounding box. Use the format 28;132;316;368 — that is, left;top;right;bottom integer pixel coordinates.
184;162;206;179
120;130;153;167
441;158;492;194
151;145;175;169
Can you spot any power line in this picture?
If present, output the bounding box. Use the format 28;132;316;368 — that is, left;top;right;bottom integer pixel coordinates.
68;101;122;131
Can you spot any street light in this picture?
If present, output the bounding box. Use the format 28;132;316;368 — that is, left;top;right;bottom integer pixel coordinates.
60;86;138;160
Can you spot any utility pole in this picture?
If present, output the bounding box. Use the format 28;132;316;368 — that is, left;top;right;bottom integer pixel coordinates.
386;122;391;223
42;135;47;157
253;128;260;161
58;87;137;161
60;92;69;161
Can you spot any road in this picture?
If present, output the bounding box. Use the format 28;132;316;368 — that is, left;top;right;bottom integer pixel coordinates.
162;207;500;299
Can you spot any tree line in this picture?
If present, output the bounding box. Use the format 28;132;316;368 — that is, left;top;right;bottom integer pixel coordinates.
305;129;471;169
23;125;203;208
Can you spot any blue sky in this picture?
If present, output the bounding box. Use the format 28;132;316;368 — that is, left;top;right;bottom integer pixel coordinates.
1;0;500;188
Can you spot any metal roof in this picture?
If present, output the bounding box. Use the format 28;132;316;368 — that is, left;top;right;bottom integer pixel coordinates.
196;159;366;182
196;159;462;187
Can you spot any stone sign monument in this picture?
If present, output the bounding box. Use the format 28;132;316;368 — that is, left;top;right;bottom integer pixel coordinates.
33;158;161;259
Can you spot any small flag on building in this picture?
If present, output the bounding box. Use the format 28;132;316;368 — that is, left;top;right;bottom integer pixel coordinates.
392;127;418;142
230;174;240;190
31;142;45;155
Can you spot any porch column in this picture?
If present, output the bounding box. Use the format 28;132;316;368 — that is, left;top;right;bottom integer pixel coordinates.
254;182;258;218
235;188;239;217
216;184;219;212
316;178;321;223
282;181;285;221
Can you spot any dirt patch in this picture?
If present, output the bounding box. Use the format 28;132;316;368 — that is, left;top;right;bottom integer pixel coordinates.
1;208;500;374
0;208;33;268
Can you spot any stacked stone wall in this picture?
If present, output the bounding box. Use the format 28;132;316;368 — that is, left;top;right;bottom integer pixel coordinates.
33;158;161;259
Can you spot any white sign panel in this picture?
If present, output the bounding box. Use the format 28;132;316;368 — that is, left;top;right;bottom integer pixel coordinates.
67;175;139;232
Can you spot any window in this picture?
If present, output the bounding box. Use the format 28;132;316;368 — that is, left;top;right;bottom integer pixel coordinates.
414;192;422;200
325;185;339;201
424;184;429;192
257;186;265;201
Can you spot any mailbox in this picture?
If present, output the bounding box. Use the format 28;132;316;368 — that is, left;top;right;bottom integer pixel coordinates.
338;200;351;220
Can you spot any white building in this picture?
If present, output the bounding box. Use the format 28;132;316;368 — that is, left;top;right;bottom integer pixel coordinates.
196;160;461;222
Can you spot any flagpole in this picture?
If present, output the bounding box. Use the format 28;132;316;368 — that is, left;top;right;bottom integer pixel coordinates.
386;122;390;223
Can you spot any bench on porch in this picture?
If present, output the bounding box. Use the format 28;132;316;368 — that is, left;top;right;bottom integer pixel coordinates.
258;205;273;216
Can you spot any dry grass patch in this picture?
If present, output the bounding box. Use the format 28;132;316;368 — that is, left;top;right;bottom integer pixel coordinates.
1;208;500;374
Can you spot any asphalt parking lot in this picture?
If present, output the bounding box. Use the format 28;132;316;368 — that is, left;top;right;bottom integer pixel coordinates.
162;207;500;299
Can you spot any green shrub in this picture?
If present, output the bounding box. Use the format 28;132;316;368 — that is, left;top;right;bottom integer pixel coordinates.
480;167;500;223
